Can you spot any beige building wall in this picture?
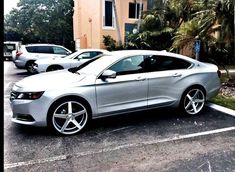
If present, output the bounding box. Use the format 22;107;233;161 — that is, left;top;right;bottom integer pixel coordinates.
73;0;147;49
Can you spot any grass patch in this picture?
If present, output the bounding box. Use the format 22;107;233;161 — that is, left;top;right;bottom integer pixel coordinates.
219;65;235;70
210;67;235;110
220;72;235;83
210;95;235;110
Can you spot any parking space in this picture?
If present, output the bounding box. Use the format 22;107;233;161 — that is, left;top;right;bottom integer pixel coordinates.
4;61;235;171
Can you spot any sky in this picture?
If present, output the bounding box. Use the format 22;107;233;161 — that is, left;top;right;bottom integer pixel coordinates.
4;0;20;15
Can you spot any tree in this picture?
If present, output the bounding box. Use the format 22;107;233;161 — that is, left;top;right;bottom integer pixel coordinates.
126;1;174;50
172;0;234;63
4;0;74;50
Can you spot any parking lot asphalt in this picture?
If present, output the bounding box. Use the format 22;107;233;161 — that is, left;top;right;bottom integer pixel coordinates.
4;61;235;171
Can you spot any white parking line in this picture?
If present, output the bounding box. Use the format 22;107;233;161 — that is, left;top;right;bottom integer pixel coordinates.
207;103;235;117
4;126;235;169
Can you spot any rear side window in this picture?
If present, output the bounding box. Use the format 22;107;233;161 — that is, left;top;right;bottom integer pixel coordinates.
26;46;54;54
146;55;192;72
36;46;54;54
53;46;69;55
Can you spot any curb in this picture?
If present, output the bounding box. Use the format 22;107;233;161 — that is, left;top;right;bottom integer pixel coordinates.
207;103;235;117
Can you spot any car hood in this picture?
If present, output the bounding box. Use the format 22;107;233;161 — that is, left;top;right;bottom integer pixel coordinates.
13;70;86;92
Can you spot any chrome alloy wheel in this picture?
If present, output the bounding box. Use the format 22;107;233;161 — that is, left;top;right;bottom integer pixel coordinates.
52;101;88;135
183;89;205;115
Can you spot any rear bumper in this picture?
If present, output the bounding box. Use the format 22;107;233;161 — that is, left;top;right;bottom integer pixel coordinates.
14;60;26;68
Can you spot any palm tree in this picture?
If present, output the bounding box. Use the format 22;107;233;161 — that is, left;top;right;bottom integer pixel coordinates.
172;0;234;60
193;0;234;49
112;0;122;46
172;17;216;51
137;0;143;32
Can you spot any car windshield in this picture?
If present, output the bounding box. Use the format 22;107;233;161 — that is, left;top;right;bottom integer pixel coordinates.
63;51;79;59
68;55;103;73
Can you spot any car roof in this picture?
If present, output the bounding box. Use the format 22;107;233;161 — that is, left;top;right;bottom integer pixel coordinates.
4;41;21;44
108;50;196;63
25;43;63;47
75;49;109;53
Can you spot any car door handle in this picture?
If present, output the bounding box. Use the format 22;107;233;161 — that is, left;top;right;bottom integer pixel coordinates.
135;76;146;81
172;73;182;77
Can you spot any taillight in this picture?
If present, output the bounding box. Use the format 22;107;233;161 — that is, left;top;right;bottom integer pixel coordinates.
217;70;221;78
16;51;23;59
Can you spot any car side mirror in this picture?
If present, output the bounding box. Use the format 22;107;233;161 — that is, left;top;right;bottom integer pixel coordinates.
101;70;116;80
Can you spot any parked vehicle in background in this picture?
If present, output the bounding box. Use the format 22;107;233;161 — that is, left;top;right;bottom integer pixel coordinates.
4;41;22;61
33;49;109;73
10;50;221;135
12;44;72;74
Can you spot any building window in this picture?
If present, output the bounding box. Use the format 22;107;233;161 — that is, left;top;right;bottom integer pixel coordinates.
103;0;114;28
129;2;143;19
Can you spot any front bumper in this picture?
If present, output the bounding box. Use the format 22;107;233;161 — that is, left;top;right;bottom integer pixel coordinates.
33;64;46;73
10;95;52;127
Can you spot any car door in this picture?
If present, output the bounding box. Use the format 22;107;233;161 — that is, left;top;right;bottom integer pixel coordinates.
96;55;148;115
145;55;193;108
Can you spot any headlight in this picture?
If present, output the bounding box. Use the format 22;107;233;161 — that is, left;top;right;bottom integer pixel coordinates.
14;91;44;100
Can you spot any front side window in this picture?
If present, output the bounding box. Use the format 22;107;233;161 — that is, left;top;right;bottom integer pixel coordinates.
104;0;114;27
53;46;68;55
145;55;192;72
109;55;145;75
129;3;143;19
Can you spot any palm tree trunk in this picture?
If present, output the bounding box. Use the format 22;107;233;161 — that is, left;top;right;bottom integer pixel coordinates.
137;0;143;32
113;0;122;46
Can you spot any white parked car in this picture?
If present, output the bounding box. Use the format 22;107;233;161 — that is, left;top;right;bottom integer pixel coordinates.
12;44;72;74
4;41;21;61
33;49;109;73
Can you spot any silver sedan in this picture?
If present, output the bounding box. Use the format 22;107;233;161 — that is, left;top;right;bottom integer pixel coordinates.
10;50;221;135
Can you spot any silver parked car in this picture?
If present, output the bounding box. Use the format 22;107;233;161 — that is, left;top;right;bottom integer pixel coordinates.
10;50;221;135
12;44;72;74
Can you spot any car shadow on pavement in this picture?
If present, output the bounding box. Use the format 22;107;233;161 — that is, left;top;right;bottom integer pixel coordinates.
16;71;30;76
11;124;52;136
88;107;203;132
10;107;206;137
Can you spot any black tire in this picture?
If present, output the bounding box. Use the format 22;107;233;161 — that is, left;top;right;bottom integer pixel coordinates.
47;97;91;135
180;87;205;115
46;65;64;72
26;61;37;74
